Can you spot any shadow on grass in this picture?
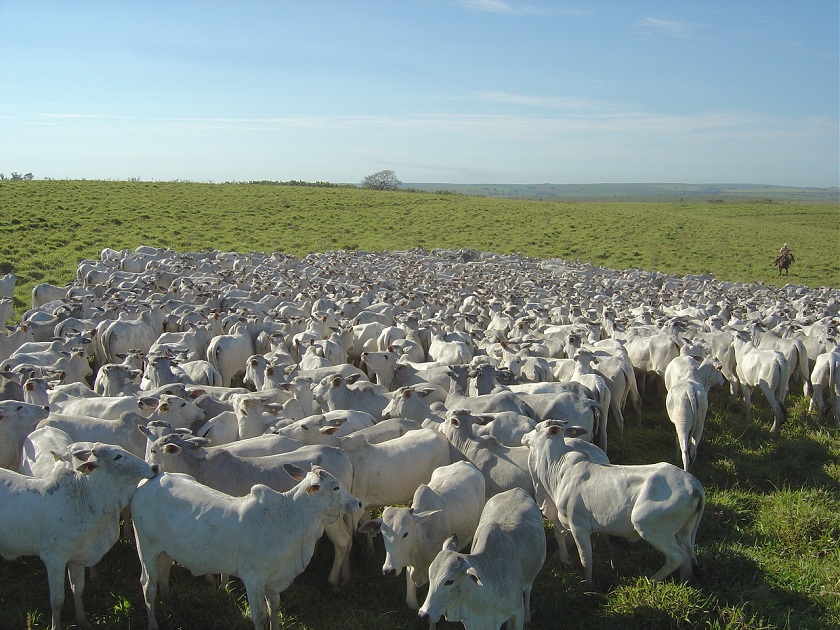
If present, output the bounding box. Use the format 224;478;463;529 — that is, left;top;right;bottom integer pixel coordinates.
695;396;840;494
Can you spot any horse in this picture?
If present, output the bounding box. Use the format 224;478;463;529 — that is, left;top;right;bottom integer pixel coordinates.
775;252;795;275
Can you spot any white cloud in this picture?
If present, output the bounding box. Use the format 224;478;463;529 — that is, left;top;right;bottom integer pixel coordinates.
456;0;514;13
475;91;612;110
637;16;700;39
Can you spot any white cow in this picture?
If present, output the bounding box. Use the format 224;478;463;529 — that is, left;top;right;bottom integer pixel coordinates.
522;422;704;584
732;331;791;433
809;344;840;424
145;435;357;592
0;443;156;630
442;409;533;500
0;400;51;470
96;309;167;366
665;357;724;471
418;487;546;630
131;465;360;630
359;461;486;626
312;373;390;418
50;394;159;421
338;428;451;518
206;323;255;388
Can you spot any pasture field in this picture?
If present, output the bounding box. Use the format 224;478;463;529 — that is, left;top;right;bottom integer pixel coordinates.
0;180;837;314
0;180;838;629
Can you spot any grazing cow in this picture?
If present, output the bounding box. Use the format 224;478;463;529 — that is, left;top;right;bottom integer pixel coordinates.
0;401;51;470
131;465;360;630
418;487;546;630
522;422;704;584
0;443;156;630
360;461;486;626
732;331;790;433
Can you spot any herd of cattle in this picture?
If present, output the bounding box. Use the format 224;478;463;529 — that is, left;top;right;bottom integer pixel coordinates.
0;245;838;630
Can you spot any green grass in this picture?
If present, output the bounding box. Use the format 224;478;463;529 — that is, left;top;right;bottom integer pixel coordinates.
0;179;837;629
0;180;837;316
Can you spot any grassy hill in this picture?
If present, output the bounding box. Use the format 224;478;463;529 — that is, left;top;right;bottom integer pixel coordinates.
0;180;837;316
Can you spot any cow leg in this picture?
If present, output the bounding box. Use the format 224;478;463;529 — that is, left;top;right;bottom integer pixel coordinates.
523;583;534;623
832;394;840;427
67;561;91;628
740;383;753;421
402;569;417;610
809;384;823;414
324;518;352;593
136;546;162;630
647;536;688;581
675;521;698;581
44;557;68;630
265;590;281;630
243;580;267;630
758;381;784;433
157;552;173;598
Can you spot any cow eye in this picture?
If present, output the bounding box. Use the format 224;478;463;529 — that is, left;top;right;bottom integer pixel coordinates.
402;532;409;538
16;405;23;411
444;579;455;586
114;454;123;460
333;486;339;491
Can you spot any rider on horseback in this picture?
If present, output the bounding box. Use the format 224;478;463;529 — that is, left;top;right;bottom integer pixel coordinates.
774;243;795;274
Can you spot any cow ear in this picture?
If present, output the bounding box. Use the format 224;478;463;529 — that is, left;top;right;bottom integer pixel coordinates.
283;463;308;481
345;373;362;384
442;534;459;552
394;364;407;373
358;518;382;535
319;426;341;435
416;387;435;399
465;565;484;586
138;397;159;410
412;509;441;522
305;483;321;495
476;414;493;425
546;425;564;437
330;376;343;388
50;449;71;463
401;387;413;399
162;443;182;455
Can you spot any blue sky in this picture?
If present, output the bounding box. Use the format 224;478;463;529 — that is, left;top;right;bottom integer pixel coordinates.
1;1;837;186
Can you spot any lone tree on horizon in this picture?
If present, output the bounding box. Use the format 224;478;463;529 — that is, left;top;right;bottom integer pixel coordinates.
362;169;401;190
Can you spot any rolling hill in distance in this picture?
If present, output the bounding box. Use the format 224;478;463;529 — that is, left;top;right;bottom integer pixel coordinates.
403;182;840;202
